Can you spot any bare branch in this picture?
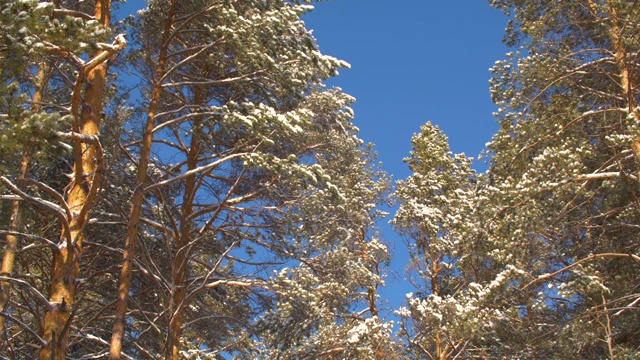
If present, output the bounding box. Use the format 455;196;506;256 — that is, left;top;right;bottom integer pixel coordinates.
161;72;259;89
0;311;47;347
52;8;96;21
0;231;58;250
0;276;51;310
152;110;224;134
613;294;640;317
159;41;219;84
20;178;72;220
77;334;136;359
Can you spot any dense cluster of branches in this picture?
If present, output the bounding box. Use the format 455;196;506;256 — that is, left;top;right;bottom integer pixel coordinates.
0;1;396;359
1;0;639;359
394;1;640;359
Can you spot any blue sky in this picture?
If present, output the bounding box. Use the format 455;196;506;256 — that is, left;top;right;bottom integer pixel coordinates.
303;1;510;313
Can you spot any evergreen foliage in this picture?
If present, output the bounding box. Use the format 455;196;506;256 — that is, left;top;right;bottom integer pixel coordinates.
0;0;395;358
1;0;639;359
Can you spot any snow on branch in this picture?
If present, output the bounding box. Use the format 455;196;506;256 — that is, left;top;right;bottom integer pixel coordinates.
83;34;127;73
523;253;640;290
144;152;248;192
52;8;96;21
0;176;71;245
545;171;639;188
55;131;100;144
20;178;72;220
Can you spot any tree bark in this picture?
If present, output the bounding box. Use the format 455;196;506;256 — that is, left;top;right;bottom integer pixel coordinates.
39;2;111;359
109;3;176;358
167;88;202;360
594;1;639;172
0;63;46;335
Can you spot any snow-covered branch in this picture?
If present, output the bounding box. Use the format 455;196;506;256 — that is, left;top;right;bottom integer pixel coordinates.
144;152;248;192
524;253;640;289
0;176;71;244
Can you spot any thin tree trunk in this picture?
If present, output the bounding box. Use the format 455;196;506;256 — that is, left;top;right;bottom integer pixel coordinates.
594;1;639;169
356;228;385;360
0;63;46;331
167;252;188;360
167;89;202;360
39;2;111;359
0;63;46;335
109;3;176;358
0;152;31;327
431;259;444;360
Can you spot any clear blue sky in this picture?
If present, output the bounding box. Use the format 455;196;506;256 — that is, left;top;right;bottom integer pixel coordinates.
303;1;509;314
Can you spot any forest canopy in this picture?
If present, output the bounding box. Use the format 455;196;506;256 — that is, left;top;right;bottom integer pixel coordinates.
0;1;639;359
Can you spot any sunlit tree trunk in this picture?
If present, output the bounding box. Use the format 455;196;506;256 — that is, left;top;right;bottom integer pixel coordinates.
39;2;111;359
109;3;176;358
356;228;385;360
589;0;638;169
0;153;31;328
429;245;444;360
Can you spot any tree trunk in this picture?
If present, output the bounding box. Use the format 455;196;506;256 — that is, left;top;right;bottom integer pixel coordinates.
431;259;444;360
167;88;202;360
39;2;111;359
594;1;639;171
357;228;385;360
109;3;176;358
167;258;187;360
0;152;30;329
0;63;46;336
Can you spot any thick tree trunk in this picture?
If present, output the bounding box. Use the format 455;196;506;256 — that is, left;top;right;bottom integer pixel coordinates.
605;1;635;112
39;2;111;359
109;4;176;358
40;62;107;360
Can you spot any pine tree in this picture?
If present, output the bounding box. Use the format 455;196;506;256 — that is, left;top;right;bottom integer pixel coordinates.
0;1;124;358
393;123;505;359
253;134;398;359
103;1;394;358
483;0;640;357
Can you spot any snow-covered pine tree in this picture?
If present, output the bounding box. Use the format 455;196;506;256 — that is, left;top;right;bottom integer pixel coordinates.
483;0;640;357
253;132;398;359
0;0;393;358
103;1;395;358
392;122;506;359
0;1;125;358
